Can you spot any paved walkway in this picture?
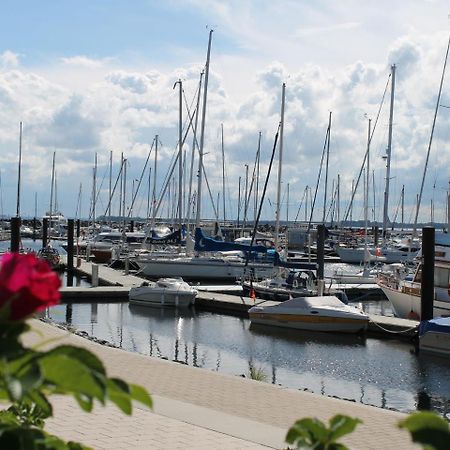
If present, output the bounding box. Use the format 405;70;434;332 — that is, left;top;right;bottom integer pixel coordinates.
24;319;420;449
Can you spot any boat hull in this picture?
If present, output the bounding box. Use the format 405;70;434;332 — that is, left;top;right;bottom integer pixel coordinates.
249;311;368;333
379;284;450;319
420;332;450;357
137;257;276;281
129;286;196;307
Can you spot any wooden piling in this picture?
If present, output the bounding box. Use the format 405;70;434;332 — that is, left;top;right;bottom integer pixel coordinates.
420;226;434;321
10;216;21;252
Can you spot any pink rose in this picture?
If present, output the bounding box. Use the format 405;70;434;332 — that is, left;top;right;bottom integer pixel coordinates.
0;253;61;320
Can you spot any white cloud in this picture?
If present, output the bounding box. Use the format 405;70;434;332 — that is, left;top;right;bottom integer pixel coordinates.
0;50;20;68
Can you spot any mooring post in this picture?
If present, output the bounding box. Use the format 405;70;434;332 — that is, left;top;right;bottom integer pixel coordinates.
42;218;48;248
91;263;99;287
130;220;134;232
124;255;130;275
76;219;81;267
67;219;74;287
420;227;435;321
10;217;21;252
32;217;37;240
317;224;325;295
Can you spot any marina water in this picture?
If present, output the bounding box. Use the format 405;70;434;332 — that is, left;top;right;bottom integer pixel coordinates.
46;300;450;418
5;240;450;418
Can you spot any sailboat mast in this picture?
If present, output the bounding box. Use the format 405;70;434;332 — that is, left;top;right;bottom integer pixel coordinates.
221;123;226;224
151;135;158;230
413;36;450;235
92;153;97;234
49;151;55;226
322;111;332;223
195;29;213;228
176;79;183;233
255;132;261;224
186;71;203;226
109;150;113;227
364;119;371;250
275;82;286;249
16;122;23;217
382;64;396;243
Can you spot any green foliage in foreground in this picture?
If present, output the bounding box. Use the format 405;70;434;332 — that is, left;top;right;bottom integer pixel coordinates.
286;411;450;450
0;321;153;449
399;411;450;450
286;414;361;450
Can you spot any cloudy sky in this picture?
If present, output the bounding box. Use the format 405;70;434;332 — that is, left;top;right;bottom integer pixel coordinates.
1;0;450;225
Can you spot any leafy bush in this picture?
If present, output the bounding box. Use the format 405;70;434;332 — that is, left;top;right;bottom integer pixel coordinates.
0;252;152;449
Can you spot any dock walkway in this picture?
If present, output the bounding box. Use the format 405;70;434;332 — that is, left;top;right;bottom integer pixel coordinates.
25;319;420;450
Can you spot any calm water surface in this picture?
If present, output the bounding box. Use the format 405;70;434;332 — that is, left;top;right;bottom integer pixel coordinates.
46;301;450;418
8;239;450;416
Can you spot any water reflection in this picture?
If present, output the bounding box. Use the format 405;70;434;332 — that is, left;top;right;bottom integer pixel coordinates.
46;302;450;417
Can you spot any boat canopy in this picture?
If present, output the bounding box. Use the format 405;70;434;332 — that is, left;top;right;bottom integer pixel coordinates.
419;317;450;336
194;228;268;253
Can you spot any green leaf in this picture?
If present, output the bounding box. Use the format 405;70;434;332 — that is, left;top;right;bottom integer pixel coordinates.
27;391;53;419
399;411;450;450
39;353;104;400
106;379;132;415
129;384;152;409
74;393;94;413
17;362;43;396
43;346;106;375
329;415;362;442
285;417;328;446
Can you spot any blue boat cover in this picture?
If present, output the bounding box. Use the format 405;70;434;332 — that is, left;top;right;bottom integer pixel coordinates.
194;228;269;253
419;316;450;336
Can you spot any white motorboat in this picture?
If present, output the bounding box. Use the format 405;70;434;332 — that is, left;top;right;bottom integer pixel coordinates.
248;296;369;333
377;232;450;320
419;317;450;357
129;278;197;307
336;244;419;264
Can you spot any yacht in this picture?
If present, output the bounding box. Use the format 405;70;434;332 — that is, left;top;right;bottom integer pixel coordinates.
377;232;450;320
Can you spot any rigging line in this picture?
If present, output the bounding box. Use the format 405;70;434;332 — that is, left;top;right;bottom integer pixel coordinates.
343;73;392;221
307;124;330;232
294;187;307;223
244;123;281;271
126;139;155;219
101;155;127;218
413;35;450;235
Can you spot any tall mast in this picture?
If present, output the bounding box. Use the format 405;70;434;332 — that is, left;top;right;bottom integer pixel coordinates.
322;111;332;223
49;151;55;223
16;122;23;217
382;64;396;244
275;82;286;249
92;152;97;233
109;150;113;227
413;36;450;235
255;132;261;224
401;185;405;230
122;158;127;232
186;71;203;225
195;29;213;228
151;135;158;230
286;182;290;225
175;79;183;233
221;123;226;224
364;119;371;251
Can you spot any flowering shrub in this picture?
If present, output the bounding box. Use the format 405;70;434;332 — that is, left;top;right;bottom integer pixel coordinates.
0;252;152;449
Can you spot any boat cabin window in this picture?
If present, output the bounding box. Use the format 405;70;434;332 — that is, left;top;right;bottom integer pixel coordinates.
435;267;450;289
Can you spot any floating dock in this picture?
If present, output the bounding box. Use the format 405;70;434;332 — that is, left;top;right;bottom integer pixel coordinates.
60;259;418;339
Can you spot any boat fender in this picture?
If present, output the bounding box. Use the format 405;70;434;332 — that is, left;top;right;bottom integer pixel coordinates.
407;310;420;321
